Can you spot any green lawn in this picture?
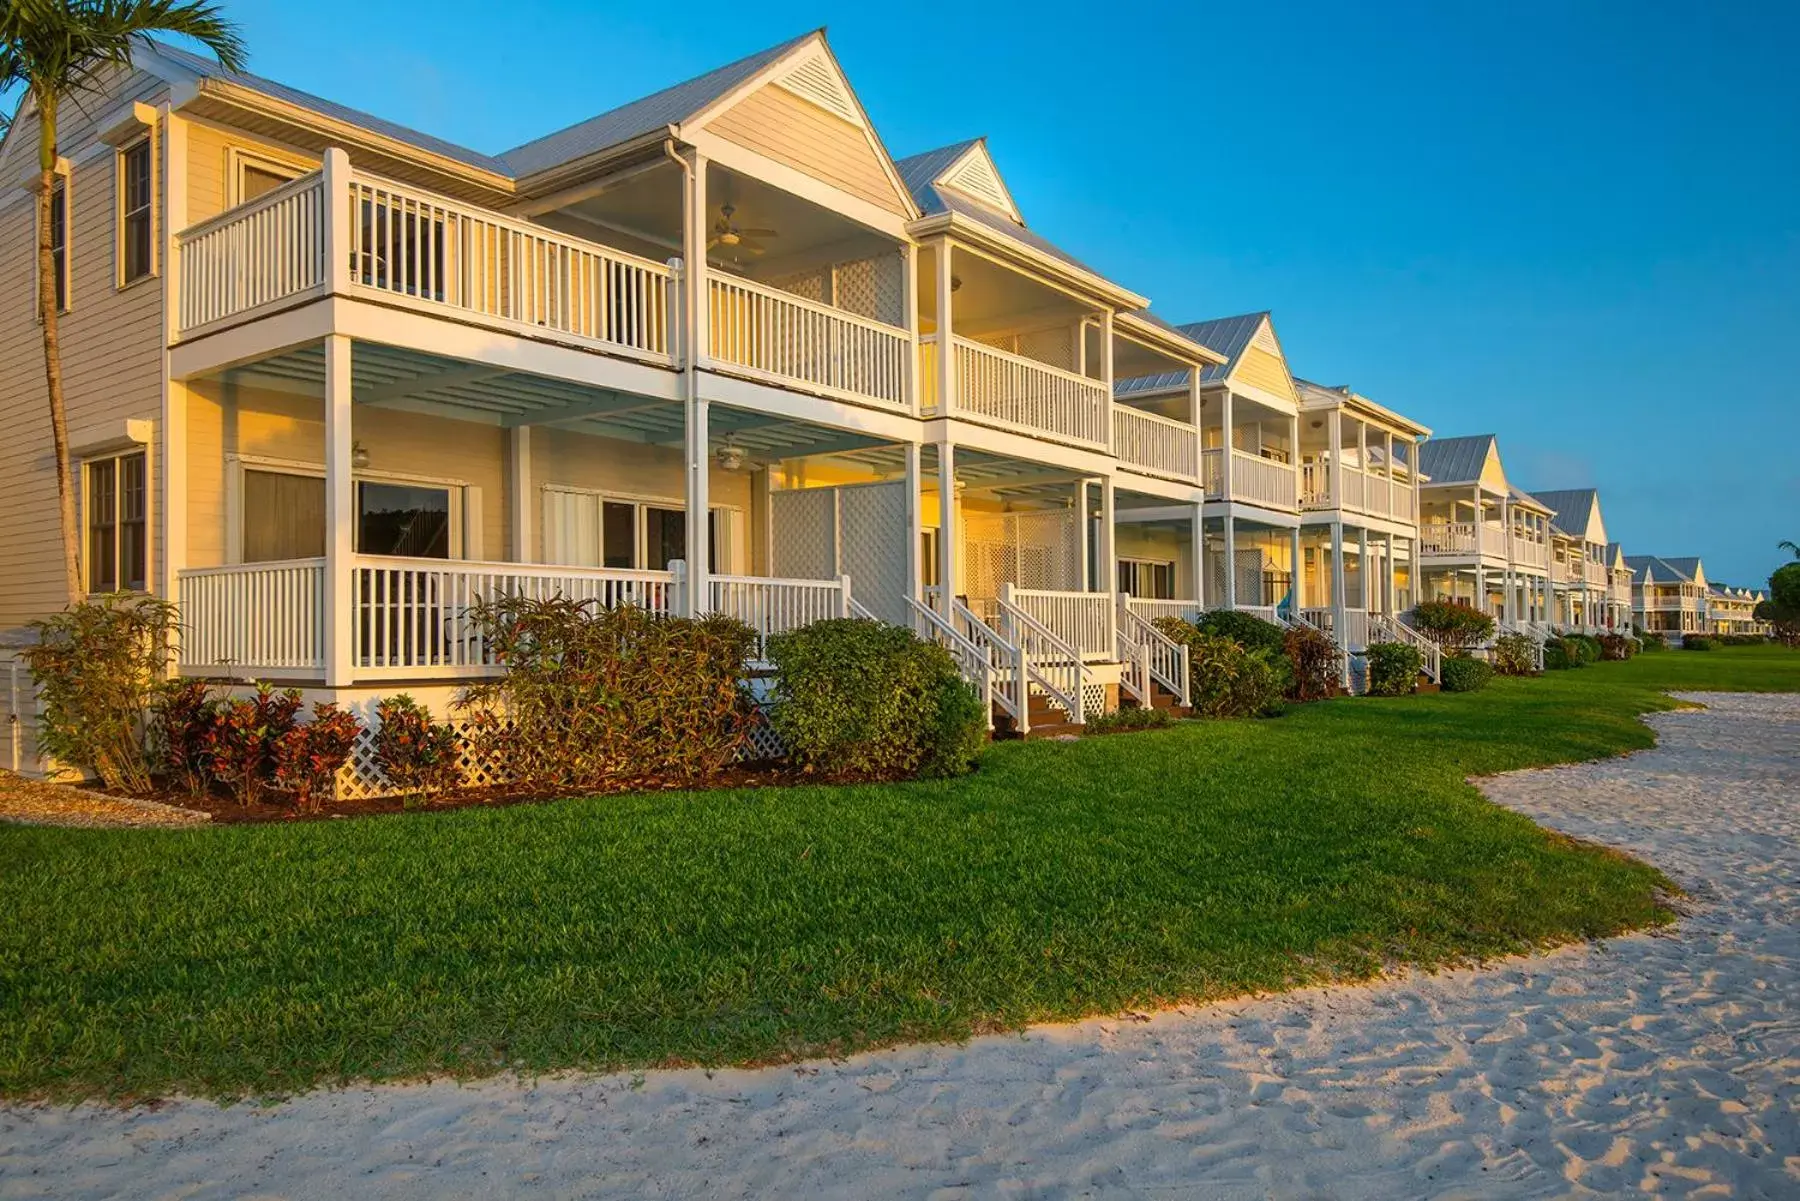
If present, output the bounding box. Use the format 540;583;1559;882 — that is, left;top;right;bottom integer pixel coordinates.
3;646;1796;1101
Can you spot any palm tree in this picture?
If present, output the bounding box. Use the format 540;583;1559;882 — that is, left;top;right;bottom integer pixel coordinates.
1;0;243;604
1782;540;1800;561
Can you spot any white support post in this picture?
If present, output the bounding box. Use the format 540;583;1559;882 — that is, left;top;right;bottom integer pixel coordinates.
1384;431;1395;515
682;152;711;612
1357;527;1368;613
160;108;190;647
1330;520;1347;629
509;425;532;562
1192;502;1207;609
1220;389;1235;503
1099;309;1115;445
934;241;955;418
1074;479;1091;591
1222;514;1237;609
1472;485;1483;561
1098;475;1116;598
901;241;920;416
323;334;354;688
1356;419;1368;505
1291;525;1303;613
1327;409;1343;505
1385;535;1397;615
321;147;351;294
936;441;956;618
904;441;923;603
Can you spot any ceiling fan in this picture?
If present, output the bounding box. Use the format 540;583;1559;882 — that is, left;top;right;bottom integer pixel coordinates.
707;203;778;258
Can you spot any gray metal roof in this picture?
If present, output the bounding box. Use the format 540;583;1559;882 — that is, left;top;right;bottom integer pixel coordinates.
145;40;512;174
1417;435;1497;486
1625;554;1701;584
894;140;982;216
499;31;815;177
1114;312;1268;396
1529;488;1599;538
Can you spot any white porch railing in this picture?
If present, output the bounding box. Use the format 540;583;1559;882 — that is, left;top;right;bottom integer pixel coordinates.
177;171;327;331
177;161;677;364
1229;450;1299;509
1420;522;1476;555
1510;534;1549;567
908;598;995;728
178;558;327;674
1118;599;1190;707
995;589;1087;726
1003;586;1116;661
353;556;677;676
1125;598;1205;625
936;594;1029;730
920;334;1109;450
1300;462;1415;523
706;572;853;660
1302;606;1372;651
708;274;911;411
1113;407;1199;482
1239;604;1283;627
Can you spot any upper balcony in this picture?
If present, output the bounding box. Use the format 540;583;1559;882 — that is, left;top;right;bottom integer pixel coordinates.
1300;458;1417;523
1293;381;1426;527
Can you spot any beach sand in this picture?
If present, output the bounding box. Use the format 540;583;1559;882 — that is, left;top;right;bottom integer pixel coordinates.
4;691;1796;1199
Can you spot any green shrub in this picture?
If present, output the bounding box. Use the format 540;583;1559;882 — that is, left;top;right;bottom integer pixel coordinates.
1184;633;1286;718
203;684;304;807
20;596;178;793
1598;633;1636;661
271;703;364;812
1637;630;1667;652
1364;641;1423;696
1441;655;1495;693
1283;623;1340;701
1491;633;1538;676
767;618;985;779
1411;600;1496;654
1566;634;1603;664
1712;633;1766;647
149;678;217;797
460;598;758;791
1542;637;1583;670
1680;634;1717;651
1084;704;1172;734
373;694;463;799
1192;609;1287;658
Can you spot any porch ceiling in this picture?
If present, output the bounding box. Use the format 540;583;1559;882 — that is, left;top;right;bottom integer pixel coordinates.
215;341;910;463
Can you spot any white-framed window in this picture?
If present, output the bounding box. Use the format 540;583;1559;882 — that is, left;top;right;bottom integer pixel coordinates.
117;136;155;285
1118;557;1176;600
85;450;148;593
235;459;467;563
541;486;737;572
229;147;310;206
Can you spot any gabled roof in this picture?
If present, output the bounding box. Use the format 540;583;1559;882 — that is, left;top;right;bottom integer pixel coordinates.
1417;435;1496;487
1606;542;1629;568
896;139;1020;222
140;39;511;175
1293;377;1432;438
1626;554;1703;585
1113;312;1271;397
1529;488;1600;539
1510;485;1553;513
500;31;816;177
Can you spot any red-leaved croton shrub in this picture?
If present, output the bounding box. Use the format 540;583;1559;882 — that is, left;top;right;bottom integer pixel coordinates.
373;694;463;799
272;703;363;812
1410;600;1495;653
204;684;303;806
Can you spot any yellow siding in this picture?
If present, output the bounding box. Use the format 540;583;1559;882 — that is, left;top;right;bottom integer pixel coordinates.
0;67;169;629
708;84;909;218
1233;343;1298;403
1478;446;1509;493
184;120;319;227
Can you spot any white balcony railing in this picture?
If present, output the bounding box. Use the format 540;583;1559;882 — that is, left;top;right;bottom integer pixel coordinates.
177;171;327;331
178;162;679;364
1300;462;1415;523
706;573;853;660
708;275;911;412
1125;598;1205;625
1509;534;1549;567
1420;522;1476;555
1229;450;1299;510
920;334;1110;449
178;558;327;674
1113;406;1199;482
1004;587;1117;661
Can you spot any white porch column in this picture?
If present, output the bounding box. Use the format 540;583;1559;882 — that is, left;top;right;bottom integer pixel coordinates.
1097;475;1116;597
1384;431;1395;515
1327;409;1343;504
1192;503;1207;608
1356;527;1368;611
323;334;355;688
1074;479;1091;591
1291;525;1303;612
903;441;923;603
1220;388;1235;503
509;425;531;562
935;440;956;618
1330;520;1347;629
1222;514;1238;609
682;152;711;609
159;109;190;628
934;240;956;418
902;242;920;415
1384;535;1397;614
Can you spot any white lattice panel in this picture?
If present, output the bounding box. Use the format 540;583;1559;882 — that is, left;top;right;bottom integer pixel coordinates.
961;510;1079;602
839;482;908;625
770;489;838;580
833;254;904;327
768;268;826;303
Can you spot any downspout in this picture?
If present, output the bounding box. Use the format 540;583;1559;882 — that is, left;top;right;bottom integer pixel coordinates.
663;139;705;617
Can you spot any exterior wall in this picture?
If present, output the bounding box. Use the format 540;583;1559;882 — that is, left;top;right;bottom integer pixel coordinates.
1233;345;1295;401
0;67;170;631
184;117;319;227
707;83;908;217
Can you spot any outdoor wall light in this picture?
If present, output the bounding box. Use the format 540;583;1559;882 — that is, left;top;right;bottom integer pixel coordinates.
351;441;371;469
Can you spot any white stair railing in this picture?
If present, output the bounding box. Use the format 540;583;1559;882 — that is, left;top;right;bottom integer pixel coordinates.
1373;612;1441;683
951;599;1028;732
1289;608;1349;691
908;598;994;729
997;585;1087;726
1118;597;1190;707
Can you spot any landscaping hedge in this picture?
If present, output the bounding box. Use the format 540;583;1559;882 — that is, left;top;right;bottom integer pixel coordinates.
1153;619;1286;718
1680;634;1717;652
1364;641;1423;696
1491;632;1538;676
1441;655;1495;693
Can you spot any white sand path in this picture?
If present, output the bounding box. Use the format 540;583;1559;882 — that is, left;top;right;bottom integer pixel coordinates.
3;691;1797;1199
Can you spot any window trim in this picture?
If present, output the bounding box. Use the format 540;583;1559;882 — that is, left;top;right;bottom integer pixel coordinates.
81;449;149;594
35;167;73;317
115;133;158;288
227;454;469;564
227;146;312;206
540;483;744;573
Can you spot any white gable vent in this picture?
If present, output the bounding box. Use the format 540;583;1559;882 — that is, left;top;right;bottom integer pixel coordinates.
774;54;863;127
938;146;1018;220
1250;317;1280;355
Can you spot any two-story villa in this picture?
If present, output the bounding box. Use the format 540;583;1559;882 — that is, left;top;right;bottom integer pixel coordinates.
1527;489;1620;632
1414;435;1554;625
1626;555;1708;637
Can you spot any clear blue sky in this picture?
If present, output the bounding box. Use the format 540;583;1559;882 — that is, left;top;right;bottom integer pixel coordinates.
206;1;1800;585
